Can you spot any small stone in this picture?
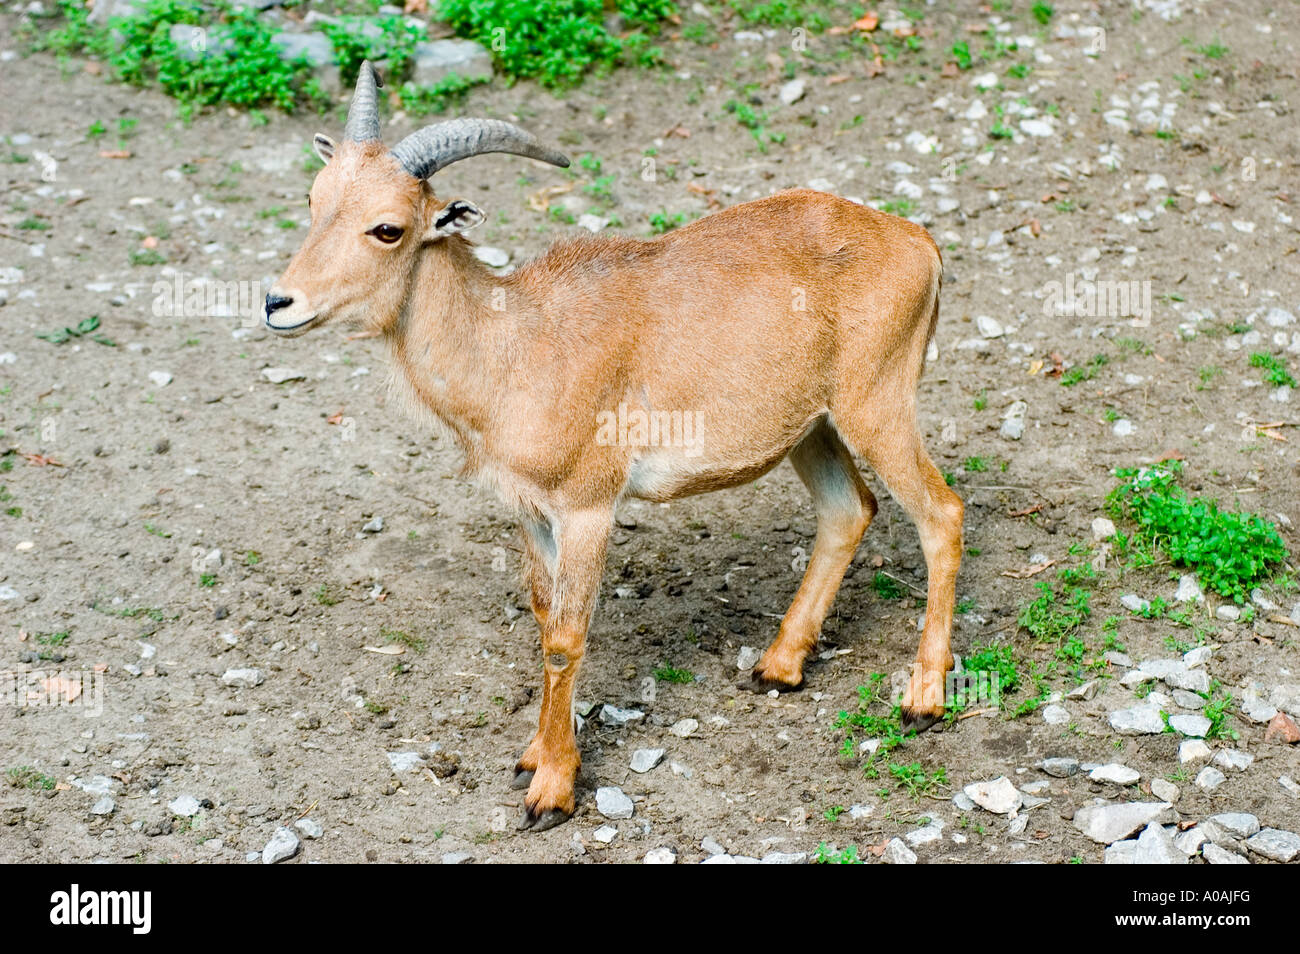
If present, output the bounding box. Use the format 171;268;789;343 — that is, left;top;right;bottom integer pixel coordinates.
1213;750;1253;772
668;718;698;738
881;837;918;864
362;516;384;533
1090;763;1140;785
221;668;264;688
1151;778;1179;802
963;776;1022;815
1169;713;1211;738
1042;757;1080;778
473;246;510;268
1179;739;1213;766
1019;118;1054;137
410;38;493;85
1110;702;1166;735
168;795;201;817
1144;173;1169;192
1066;680;1099;701
1280;775;1300;797
629;748;665;774
90;796;115;816
1091;517;1117;540
593;825;618;844
1174;575;1204;603
1206;812;1260;839
1121;594;1150;613
1173;826;1207;856
1241;697;1278;724
976;315;1004;338
951;792;976;811
261;367;305;384
737;646;762;670
999;401;1028;441
262;827;300;864
441;851;474;864
1073;802;1175;845
598;704;645;726
778;77;806;105
1265;711;1300;744
386;752;425;773
1112;418;1135;437
1172;689;1206;709
595;786;634;820
1183;646;1212;667
643;847;675;864
1104;840;1138;864
1041;704;1070;725
1215;605;1240;622
295;818;324;839
147;370;173;388
1245;828;1300;863
761;851;807;864
1195;766;1226;791
1202;843;1248;864
1133;822;1186;864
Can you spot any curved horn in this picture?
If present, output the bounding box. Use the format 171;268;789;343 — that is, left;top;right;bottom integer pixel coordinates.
343;61;383;143
389;119;570;180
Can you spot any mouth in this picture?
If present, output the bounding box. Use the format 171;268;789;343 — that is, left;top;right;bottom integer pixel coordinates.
264;312;321;336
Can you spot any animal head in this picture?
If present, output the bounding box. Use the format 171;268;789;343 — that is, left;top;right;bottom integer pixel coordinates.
264;62;570;337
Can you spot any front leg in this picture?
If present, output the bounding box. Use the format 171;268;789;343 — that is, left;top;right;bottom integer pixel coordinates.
517;509;610;831
513;519;555;789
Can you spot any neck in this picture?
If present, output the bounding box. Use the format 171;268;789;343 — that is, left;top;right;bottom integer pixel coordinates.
384;236;522;465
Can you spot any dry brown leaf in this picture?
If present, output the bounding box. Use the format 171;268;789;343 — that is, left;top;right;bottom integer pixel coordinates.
326;409;346;425
40;675;83;704
854;13;879;31
1001;560;1056;579
940;62;960;78
528;182;574;212
99;150;131;159
24;453;63;467
403;0;427;12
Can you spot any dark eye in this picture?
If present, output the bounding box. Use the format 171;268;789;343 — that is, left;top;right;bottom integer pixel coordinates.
369;224;404;244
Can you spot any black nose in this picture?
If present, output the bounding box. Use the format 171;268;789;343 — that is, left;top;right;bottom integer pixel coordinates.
265;293;293;317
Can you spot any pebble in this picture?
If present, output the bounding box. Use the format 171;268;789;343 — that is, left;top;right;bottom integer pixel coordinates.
905;822;945;847
1104;840;1138;864
999;401;1027;440
1241;698;1278;724
1073;801;1175;844
1280;775;1300;797
736;646;762;670
472;246;510;268
1215;605;1240;622
1090;763;1140;785
1172;689;1205;709
762;852;807;864
629;748;665;774
1066;680;1099;701
1206;812;1260;839
90;796;115;816
1178;739;1213;766
593;825;618;844
362;516;384;533
1091;517;1116;540
1019;118;1054;137
386;751;425;773
1169;713;1211;737
668;718;698;738
1120;594;1149;613
261;827;300;864
1173;826;1207;856
1265;711;1300;744
1245;828;1300;863
261;367;305;384
1041;704;1070;725
1133;822;1185;864
778;78;806;105
1174;575;1203;602
643;847;675;864
168;795;201;817
976;315;1004;338
598;704;645;726
963;776;1022;815
881;838;918;864
1151;778;1179;802
1213;750;1253;772
1202;843;1248;864
1109;702;1166;735
294;818;324;839
441;851;473;864
595;786;634;820
1195;766;1226;791
1112;419;1135;437
221;668;264;688
147;370;173;388
1042;757;1080;778
1182;646;1212;668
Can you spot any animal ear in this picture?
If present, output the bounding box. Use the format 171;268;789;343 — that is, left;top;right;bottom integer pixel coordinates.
426;199;485;240
313;133;337;165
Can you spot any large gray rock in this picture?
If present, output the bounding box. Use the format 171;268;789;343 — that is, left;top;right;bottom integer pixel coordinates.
595;786;634;820
1073;802;1176;844
1204;812;1260;839
410;39;494;86
1245;828;1300;862
1202;842;1249;864
261;827;300;864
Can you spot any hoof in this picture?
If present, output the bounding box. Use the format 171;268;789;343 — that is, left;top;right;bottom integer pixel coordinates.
900;707;943;734
510;768;534;790
517;805;571;832
738;669;804;694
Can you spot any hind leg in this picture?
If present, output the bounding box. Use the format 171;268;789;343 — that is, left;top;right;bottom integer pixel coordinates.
513;518;556;789
749;418;877;690
836;408;964;731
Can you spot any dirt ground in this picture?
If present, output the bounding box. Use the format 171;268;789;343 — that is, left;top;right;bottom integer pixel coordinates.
1;0;1298;864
